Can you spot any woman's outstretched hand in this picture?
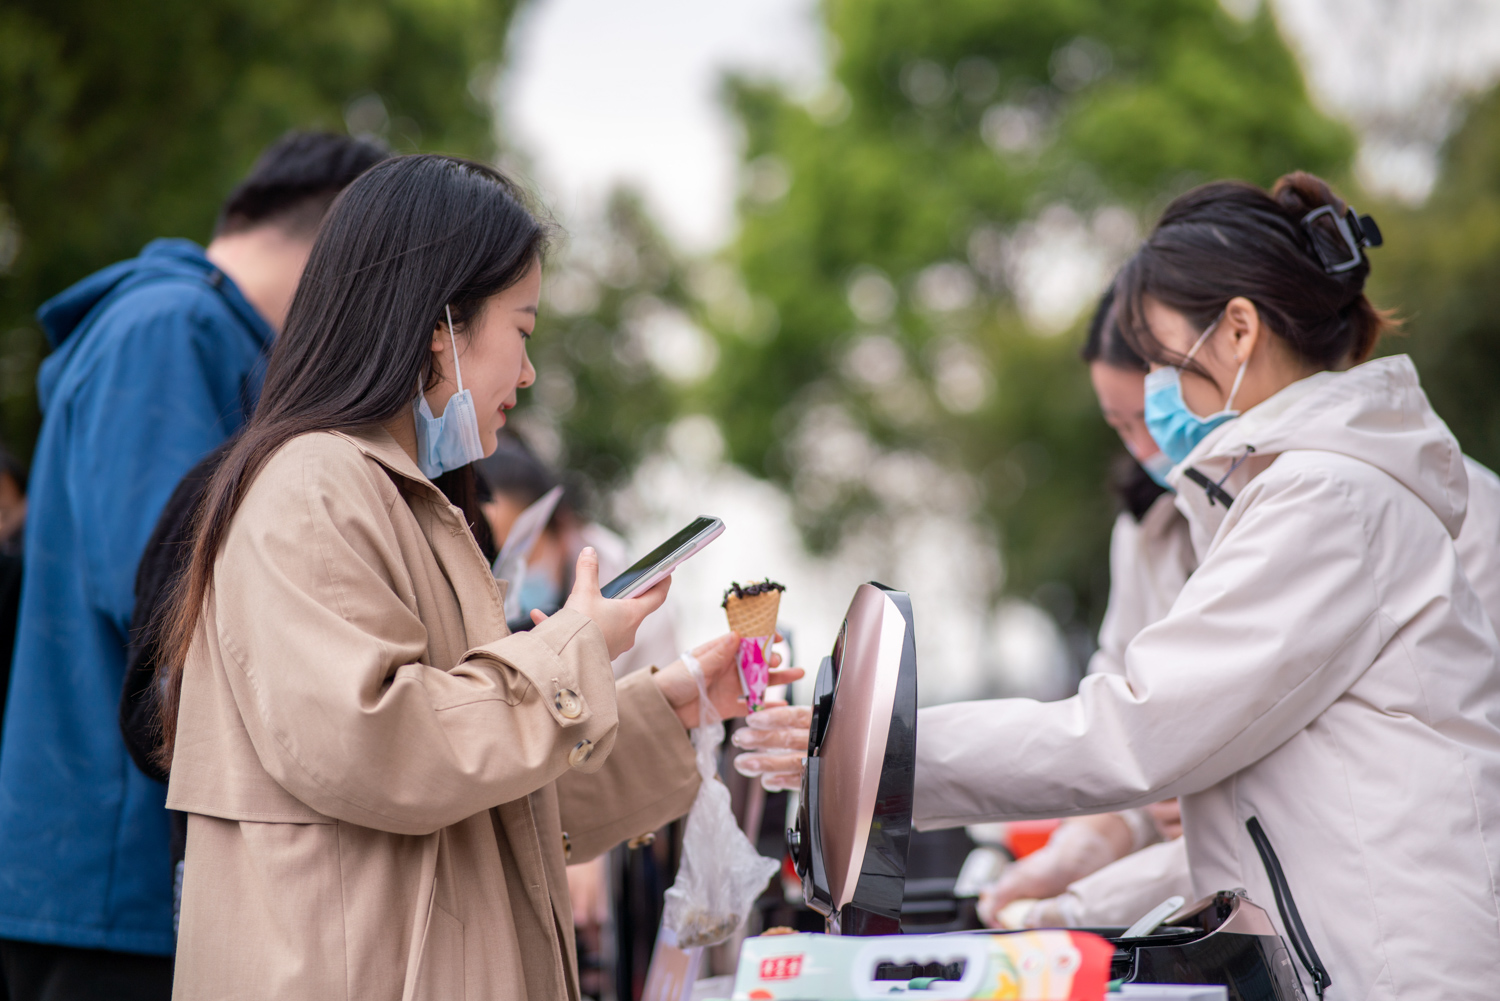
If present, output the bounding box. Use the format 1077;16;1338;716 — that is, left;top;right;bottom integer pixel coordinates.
652;633;804;729
530;547;668;659
731;705;811;791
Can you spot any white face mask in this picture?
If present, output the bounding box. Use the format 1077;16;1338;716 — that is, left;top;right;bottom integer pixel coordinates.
412;305;486;479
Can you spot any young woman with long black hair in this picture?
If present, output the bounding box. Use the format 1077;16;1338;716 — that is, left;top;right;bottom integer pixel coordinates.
158;154;798;1000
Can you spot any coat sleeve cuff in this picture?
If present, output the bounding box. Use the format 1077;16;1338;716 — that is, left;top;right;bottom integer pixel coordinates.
459;609;614;731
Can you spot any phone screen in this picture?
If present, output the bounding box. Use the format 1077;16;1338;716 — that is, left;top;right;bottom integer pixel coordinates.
600;516;721;599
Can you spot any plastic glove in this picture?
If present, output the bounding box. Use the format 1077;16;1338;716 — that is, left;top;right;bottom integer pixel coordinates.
977;815;1131;928
995;893;1085;929
731;705;810;791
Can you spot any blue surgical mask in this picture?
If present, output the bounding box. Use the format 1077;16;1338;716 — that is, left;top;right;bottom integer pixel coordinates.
1143;313;1247;466
413;305;486;479
518;569;562;618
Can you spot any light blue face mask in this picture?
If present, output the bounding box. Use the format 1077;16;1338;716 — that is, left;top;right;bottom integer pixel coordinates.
1137;449;1175;490
1143;313;1247;467
413;305;487;479
518;568;562;618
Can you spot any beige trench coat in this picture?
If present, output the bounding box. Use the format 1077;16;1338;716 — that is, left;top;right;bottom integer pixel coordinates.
166;427;700;1000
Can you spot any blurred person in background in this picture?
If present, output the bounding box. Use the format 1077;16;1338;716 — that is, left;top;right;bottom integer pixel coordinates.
157;154;798;1000
978;280;1500;933
476;430;680;675
0;131;386;1001
741;172;1500;998
973;289;1197;931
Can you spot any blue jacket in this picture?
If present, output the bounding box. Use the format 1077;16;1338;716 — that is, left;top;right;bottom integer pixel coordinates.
0;239;271;954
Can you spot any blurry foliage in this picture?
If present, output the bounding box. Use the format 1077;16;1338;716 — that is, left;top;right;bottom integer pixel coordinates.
0;0;520;458
706;0;1354;634
1369;87;1500;472
518;189;695;510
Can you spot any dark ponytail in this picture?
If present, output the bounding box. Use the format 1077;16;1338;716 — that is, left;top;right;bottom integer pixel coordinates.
1115;170;1394;377
153;154;549;767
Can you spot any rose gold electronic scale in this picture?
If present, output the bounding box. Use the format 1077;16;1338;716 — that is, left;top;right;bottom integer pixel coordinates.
786;583;1320;1000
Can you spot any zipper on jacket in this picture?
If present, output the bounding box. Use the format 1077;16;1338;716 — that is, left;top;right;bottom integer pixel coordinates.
1247;816;1332;999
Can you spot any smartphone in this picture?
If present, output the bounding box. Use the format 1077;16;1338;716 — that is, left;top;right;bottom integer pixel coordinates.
599;516;724;599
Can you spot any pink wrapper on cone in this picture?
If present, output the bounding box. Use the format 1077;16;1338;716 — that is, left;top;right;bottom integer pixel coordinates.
722;581;783;713
737;636;773;711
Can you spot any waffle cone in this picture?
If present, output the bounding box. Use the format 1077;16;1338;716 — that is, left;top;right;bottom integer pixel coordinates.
724;589;780;638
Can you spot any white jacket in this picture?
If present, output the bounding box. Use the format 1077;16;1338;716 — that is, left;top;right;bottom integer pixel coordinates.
1086;493;1197;679
1070;455;1500;929
918;356;1500;999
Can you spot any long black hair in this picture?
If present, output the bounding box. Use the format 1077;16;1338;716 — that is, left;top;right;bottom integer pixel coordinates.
1115;171;1393;386
156;154;549;764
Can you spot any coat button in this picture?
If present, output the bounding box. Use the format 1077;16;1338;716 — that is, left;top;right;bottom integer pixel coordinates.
627;832;656;849
568;739;594;768
561;831;572;861
555;689;583;719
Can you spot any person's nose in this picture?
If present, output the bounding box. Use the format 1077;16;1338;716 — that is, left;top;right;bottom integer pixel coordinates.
517;347;536;390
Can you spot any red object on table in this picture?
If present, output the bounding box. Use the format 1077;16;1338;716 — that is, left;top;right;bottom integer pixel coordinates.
1006;818;1062;859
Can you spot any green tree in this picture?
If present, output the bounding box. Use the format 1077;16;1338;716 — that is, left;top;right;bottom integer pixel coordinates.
0;0;520;456
708;0;1353;639
518;189;701;504
1368;87;1500;471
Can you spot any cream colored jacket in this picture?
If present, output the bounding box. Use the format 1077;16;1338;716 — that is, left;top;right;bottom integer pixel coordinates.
166;428;700;1001
1071;455;1500;928
919;357;1500;999
1086;493;1197;679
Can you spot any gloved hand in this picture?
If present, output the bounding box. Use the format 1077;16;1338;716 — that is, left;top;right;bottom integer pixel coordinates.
993;893;1085;930
730;705;811;791
976;814;1132;928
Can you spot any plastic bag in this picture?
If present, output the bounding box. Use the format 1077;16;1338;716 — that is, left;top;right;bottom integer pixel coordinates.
661;651;781;948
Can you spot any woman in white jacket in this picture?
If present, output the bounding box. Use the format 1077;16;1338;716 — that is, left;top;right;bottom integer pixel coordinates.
989;287;1500;935
919;171;1500;999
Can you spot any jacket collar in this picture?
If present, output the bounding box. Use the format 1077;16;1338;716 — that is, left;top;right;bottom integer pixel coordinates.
1167;355;1467;555
330;425;441;496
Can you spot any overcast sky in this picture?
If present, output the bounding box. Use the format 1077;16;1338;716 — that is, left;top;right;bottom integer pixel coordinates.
499;0;823;250
499;0;1500;250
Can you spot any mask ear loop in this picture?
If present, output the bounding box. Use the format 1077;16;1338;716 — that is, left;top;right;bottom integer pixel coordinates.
1182;310;1246;412
1223;355;1249;412
1181;311;1223;365
445;305;464;393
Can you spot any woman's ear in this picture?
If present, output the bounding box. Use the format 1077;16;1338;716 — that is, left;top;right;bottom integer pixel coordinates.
1224;295;1262;365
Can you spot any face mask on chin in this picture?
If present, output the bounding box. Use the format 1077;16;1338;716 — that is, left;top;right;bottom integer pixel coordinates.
413;304;487;479
1143;312;1248;466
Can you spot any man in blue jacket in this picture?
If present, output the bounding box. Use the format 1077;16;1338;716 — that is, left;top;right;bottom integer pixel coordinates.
0;131;386;1000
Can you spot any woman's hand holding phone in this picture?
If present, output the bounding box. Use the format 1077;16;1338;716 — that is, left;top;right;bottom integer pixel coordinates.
530;547;669;658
